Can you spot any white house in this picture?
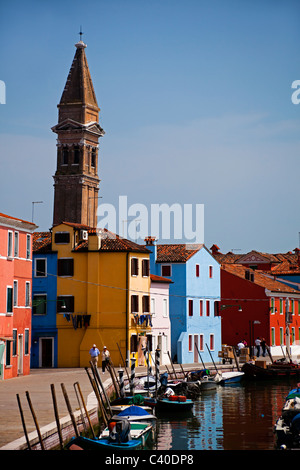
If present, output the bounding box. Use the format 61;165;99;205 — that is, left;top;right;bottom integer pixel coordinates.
150;274;172;365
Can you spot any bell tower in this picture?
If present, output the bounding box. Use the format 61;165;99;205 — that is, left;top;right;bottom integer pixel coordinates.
52;38;104;227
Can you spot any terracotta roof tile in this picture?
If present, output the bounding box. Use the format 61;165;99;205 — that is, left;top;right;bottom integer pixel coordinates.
32;232;52;253
150;274;173;283
221;263;299;294
156;244;204;263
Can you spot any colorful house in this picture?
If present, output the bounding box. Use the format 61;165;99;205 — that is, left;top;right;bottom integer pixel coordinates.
31;232;58;368
220;263;300;357
0;213;37;379
51;222;151;368
145;237;222;365
150;274;172;365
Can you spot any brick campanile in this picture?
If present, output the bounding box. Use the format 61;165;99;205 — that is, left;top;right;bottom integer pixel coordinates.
52;39;104;228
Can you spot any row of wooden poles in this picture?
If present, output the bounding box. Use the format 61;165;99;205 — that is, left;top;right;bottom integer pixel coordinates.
15;344;188;450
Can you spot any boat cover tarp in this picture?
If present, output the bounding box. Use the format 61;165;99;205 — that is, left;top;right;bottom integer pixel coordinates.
118;405;150;417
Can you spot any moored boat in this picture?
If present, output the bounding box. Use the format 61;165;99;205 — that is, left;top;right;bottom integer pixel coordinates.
156;395;194;412
274;385;300;449
111;405;157;423
214;371;244;385
65;417;153;450
242;360;300;379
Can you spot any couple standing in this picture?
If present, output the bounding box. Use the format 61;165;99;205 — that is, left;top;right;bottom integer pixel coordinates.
255;337;266;357
89;344;110;373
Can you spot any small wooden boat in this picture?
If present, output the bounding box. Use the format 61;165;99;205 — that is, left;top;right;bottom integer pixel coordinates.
242;361;300;379
65;418;152;450
274;385;300;449
124;376;160;395
156;395;194;412
110;395;157;409
199;375;217;390
214;371;244;385
111;405;157;423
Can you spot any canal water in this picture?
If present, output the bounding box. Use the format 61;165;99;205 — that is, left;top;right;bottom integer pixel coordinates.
149;380;296;450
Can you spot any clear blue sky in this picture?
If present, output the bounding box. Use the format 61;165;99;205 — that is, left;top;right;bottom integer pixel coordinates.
1;0;300;253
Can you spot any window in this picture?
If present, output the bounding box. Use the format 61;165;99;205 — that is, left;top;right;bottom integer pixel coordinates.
271;327;275;346
292;327;295;344
62;147;69;165
199;300;203;316
206;300;210;316
146;334;153;352
73;145;80;164
26;235;31;259
142;259;150;277
131;258;139;276
35;258;47;277
209;266;213;278
161;265;171;277
214;301;220;316
188;299;193;316
54;232;70;244
131;295;139;313
13;281;18;307
6;341;11;366
7;287;13;313
188;335;193;352
58;258;74;277
130;334;138;353
25;329;29;355
33;294;47;315
291;299;295;316
210;334;214;351
142;295;150;313
280;327;284;345
57;296;74;313
14;232;19;257
7;231;13;257
270;298;275;314
12;330;17;356
279;298;283;314
151;298;156;316
25;282;30;307
199;334;204;351
163;298;168;317
91;148;97;167
196;264;200;277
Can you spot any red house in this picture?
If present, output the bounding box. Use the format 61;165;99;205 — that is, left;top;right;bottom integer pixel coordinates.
220;263;300;357
0;213;37;380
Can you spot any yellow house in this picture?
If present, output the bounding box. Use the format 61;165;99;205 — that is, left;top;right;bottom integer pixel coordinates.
51;222;151;368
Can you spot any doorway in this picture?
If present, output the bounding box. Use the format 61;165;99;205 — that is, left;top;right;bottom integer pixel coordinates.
40;338;53;367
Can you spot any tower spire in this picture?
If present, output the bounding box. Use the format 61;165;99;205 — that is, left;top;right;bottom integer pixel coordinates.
51;38;104;228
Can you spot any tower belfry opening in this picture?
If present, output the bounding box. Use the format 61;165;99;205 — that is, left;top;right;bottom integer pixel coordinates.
52;38;104;228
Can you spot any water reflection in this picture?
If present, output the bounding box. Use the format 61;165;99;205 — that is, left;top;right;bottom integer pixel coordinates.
151;381;295;450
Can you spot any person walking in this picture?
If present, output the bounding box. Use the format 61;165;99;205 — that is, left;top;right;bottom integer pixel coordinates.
261;338;266;357
89;344;100;366
102;346;110;374
255;337;261;357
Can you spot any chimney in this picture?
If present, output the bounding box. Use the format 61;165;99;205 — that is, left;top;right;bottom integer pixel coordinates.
210;244;220;255
144;236;156;246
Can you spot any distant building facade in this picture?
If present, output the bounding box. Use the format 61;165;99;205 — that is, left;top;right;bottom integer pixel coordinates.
0;213;37;379
146;237;221;365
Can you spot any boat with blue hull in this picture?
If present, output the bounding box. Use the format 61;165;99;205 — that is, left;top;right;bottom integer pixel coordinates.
274;384;300;449
156;396;194;412
214;371;244;385
66;418;153;451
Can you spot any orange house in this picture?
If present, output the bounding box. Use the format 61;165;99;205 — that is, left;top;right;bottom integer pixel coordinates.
0;213;37;379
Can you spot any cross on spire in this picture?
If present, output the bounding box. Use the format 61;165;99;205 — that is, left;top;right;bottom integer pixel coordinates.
79;26;83;42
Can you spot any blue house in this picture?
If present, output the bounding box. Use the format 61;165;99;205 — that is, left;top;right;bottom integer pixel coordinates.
145;237;222;365
31;232;58;368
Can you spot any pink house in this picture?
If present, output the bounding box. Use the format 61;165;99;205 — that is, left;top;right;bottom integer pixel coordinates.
0;213;37;380
150;274;172;365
